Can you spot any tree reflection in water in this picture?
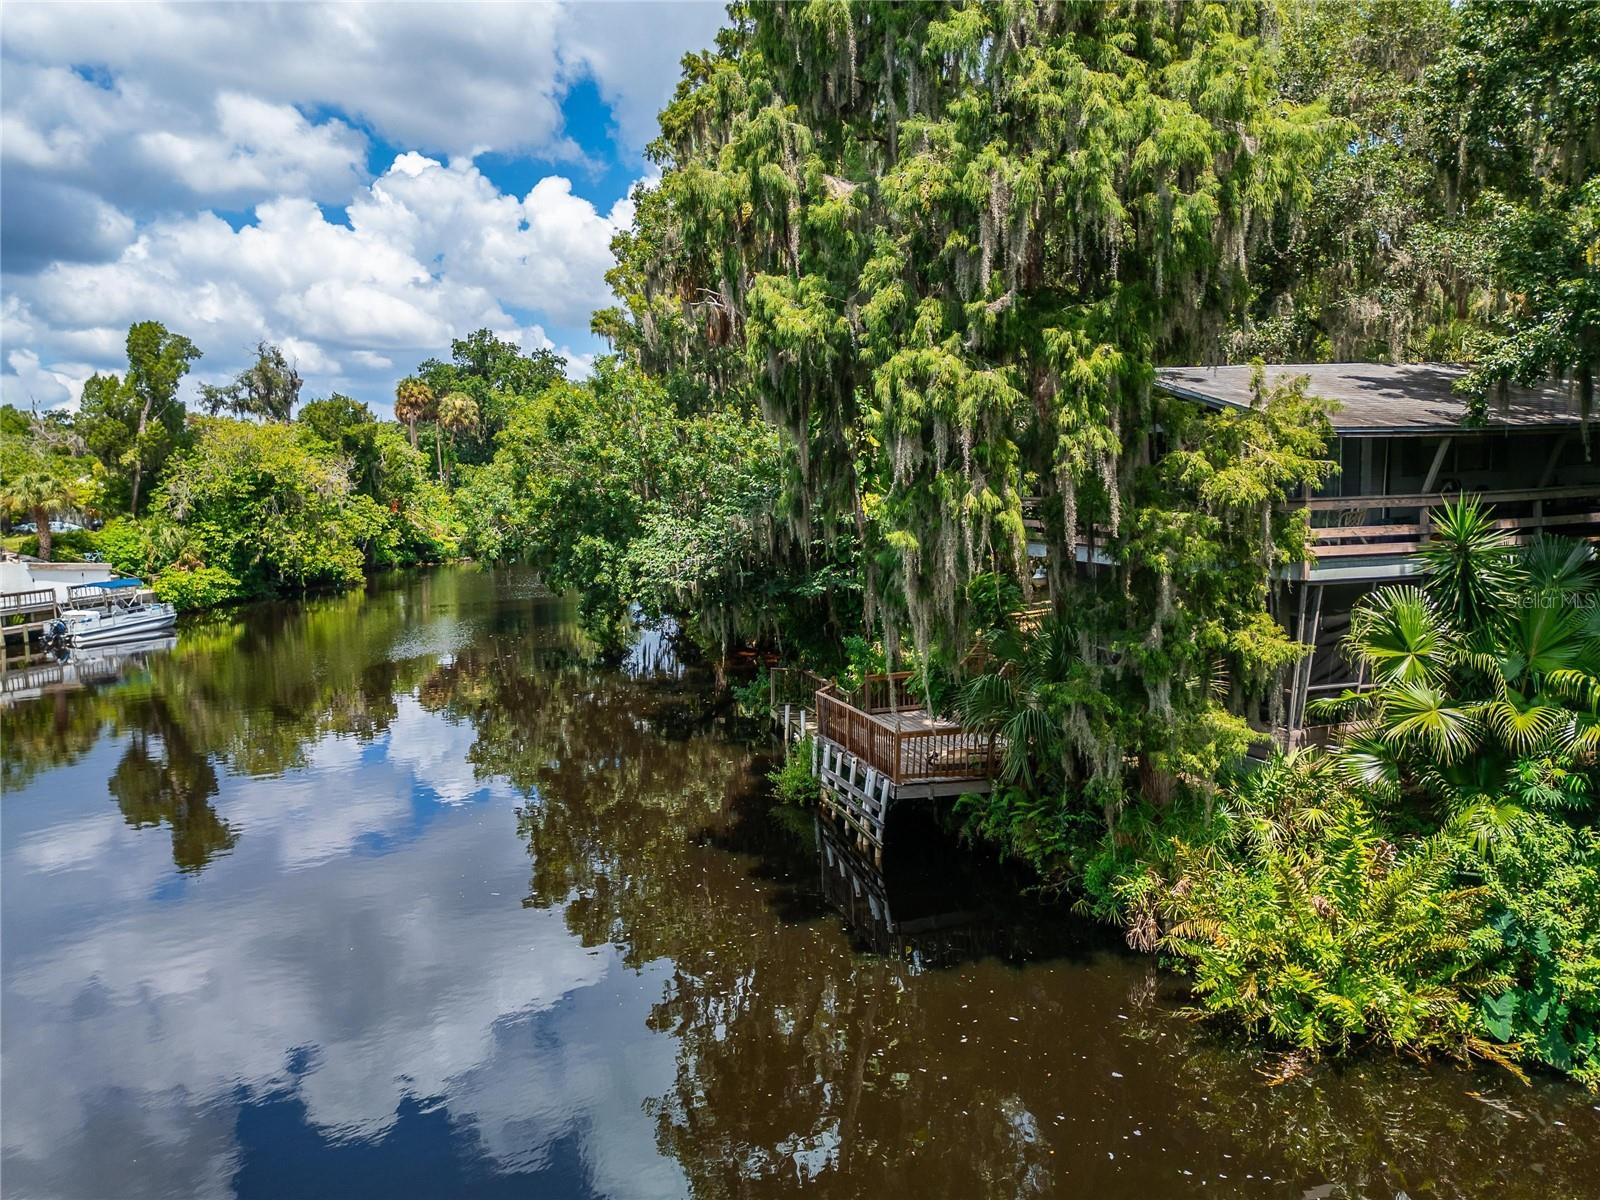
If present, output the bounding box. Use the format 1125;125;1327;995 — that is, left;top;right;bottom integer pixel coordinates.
4;565;1595;1198
415;618;1598;1199
3;570;497;873
108;700;234;873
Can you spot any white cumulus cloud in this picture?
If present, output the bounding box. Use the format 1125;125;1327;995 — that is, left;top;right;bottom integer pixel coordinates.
0;0;723;411
3;156;640;411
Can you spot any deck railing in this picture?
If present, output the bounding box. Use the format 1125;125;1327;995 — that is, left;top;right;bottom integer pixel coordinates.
814;684;997;786
768;666;830;710
855;671;921;714
1293;489;1600;568
1024;486;1600;568
0;588;56;616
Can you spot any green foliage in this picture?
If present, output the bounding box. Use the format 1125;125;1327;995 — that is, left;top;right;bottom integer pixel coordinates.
153;418;371;593
1245;0;1476;362
93;517;154;575
767;738;819;807
416;329;567;472
393;375;435;451
14;529;95;562
837;636;885;695
1242;0;1599;410
1095;503;1600;1086
964;572;1024;633
950;374;1329;858
0;430;96;561
607;0;1341;703
77;321;201;514
1317;506;1600;839
1156;754;1509;1064
1474;815;1600;1090
1426;0;1600;415
0;404;31;437
125;413;459;605
729;668;770;715
199;341;302;421
955;783;1096;885
1415;495;1524;632
152;565;245;611
459;366;667;640
460;359;851;654
295;395;459;567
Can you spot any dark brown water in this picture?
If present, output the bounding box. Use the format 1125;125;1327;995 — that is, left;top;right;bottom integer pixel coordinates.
3;566;1596;1199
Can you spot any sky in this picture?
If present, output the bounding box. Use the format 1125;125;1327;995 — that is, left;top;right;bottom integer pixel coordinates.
0;1;729;415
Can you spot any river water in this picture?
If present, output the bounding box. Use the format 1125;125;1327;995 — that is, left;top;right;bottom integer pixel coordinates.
2;566;1595;1199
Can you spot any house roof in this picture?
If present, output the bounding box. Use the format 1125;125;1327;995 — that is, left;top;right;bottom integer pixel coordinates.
1155;362;1586;435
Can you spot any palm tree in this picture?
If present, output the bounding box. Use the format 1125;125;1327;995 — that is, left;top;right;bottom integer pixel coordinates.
958;617;1078;793
393;377;434;451
435;391;479;487
1;461;79;561
1416;495;1523;636
1317;516;1600;846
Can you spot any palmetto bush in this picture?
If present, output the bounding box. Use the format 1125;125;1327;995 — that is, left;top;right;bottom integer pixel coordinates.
1473;813;1600;1090
1156;753;1514;1064
1314;499;1600;848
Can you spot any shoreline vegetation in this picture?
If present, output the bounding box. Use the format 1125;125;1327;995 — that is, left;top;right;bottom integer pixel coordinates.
5;0;1597;1091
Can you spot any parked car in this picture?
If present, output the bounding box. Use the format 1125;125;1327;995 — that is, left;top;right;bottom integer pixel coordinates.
10;519;86;533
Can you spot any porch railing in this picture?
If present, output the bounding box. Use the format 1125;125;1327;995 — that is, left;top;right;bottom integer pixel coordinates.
813;684;997;786
0;588;56;616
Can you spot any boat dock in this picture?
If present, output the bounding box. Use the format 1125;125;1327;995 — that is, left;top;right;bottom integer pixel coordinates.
0;588;61;643
2;575;158;649
772;669;997;864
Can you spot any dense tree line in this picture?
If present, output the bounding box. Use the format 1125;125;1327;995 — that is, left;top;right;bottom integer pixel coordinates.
2;326;464;606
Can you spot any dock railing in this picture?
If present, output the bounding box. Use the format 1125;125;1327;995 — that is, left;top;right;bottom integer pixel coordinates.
0;588;57;619
814;678;997;786
768;666;830;711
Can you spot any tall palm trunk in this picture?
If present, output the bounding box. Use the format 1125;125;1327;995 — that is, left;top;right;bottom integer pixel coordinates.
33;505;52;561
407;417;417;449
434;427;443;482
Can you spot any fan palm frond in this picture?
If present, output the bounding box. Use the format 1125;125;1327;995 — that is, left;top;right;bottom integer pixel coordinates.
1347;586;1453;685
1520;534;1598;599
1478;695;1569;754
1380;683;1479;761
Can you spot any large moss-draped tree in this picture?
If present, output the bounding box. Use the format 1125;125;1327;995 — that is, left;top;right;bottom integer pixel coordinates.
601;2;1338;797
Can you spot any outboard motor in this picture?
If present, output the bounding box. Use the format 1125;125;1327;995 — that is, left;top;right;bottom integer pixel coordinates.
43;617;69;651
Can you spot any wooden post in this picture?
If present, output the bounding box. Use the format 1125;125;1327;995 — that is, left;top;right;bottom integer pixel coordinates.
1297;584;1325;736
1288;583;1311;749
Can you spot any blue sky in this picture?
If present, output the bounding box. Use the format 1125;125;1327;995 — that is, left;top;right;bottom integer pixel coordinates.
0;2;728;414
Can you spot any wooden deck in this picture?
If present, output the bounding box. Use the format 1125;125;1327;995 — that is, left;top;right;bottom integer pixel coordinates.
0;588;60;642
1025;486;1600;579
1289;487;1600;579
814;686;997;789
772;673;997;863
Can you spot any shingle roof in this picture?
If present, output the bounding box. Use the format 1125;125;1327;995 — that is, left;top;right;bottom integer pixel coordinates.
1156;362;1585;434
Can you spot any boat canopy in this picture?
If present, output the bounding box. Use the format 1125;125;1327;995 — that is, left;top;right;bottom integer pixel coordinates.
85;578;145;590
